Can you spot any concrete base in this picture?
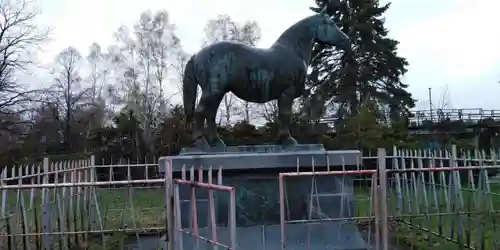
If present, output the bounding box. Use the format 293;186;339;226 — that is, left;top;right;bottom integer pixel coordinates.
175;174;356;228
125;223;369;250
159;144;361;173
157;145;367;250
189;223;368;250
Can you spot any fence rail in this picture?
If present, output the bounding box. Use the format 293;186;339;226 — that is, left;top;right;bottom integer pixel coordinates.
1;146;500;249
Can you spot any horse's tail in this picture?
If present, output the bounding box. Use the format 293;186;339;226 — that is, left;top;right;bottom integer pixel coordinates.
183;55;197;123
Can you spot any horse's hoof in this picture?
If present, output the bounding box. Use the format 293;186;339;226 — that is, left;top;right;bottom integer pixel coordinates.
210;138;227;152
194;137;212;152
277;135;298;150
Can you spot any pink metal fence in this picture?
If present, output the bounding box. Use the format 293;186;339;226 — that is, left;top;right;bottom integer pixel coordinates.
278;148;392;250
278;169;382;250
163;159;237;250
2;145;500;249
172;178;236;250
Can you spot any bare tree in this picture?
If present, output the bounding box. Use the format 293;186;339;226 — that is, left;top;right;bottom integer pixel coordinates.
172;49;190;94
111;10;184;154
216;93;238;125
0;0;49;118
86;43;110;128
50;47;90;149
147;11;184;109
203;14;262;124
417;85;452;122
87;43;105;102
259;101;279;123
434;85;452;122
436;85;451;110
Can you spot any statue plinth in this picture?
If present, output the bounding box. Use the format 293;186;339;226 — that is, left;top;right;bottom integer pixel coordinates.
160;144;361;172
159;145;368;250
158;145;368;250
180;143;326;154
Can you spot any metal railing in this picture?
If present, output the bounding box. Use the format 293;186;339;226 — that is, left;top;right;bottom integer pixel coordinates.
319;108;500;128
1;146;500;249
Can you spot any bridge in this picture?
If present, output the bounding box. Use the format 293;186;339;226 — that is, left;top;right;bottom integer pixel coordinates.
318;108;500;128
317;108;500;148
407;108;500;127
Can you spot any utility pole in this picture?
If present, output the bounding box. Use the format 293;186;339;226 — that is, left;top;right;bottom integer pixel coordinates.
428;88;433;123
427;87;438;150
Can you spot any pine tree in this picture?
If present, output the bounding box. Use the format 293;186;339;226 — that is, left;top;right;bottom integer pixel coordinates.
306;0;415;124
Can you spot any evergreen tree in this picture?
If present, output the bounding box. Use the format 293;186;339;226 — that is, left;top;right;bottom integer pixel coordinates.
305;0;415;125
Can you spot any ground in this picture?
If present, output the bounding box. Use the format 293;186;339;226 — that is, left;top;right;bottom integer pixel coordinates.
2;179;500;249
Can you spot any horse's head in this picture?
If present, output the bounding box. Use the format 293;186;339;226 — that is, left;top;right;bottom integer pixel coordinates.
313;4;352;52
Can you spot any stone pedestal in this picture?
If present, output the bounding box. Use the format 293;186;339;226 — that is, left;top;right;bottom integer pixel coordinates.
159;144;361;173
158;144;368;250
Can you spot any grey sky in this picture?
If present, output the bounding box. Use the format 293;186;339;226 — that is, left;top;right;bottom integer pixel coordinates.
33;0;500;110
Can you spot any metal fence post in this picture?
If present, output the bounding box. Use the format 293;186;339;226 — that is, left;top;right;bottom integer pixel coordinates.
42;157;51;249
159;157;174;250
392;146;403;216
377;148;389;250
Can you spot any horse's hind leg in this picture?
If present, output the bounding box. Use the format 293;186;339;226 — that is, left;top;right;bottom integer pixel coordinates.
277;94;298;149
204;93;227;150
195;91;226;150
193;94;211;150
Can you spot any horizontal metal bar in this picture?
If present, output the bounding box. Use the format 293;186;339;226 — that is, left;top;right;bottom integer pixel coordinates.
1;167;91;181
0;179;166;189
280;169;376;177
93;164;158;168
285;216;374;224
180;229;233;249
387;165;500;173
174;179;234;191
283;210;500;226
0;227;165;236
362;156;497;161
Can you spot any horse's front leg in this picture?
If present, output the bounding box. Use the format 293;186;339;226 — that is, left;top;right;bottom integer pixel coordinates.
277;93;298;148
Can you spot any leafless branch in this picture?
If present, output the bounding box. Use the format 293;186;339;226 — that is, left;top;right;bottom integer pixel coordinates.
0;0;49;113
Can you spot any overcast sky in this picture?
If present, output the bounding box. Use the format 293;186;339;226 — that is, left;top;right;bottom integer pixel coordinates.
33;0;500;110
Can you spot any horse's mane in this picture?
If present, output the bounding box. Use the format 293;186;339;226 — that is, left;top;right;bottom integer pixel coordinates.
273;14;319;47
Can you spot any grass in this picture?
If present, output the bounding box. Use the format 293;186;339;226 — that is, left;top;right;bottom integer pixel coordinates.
96;187;166;230
2;186;167;230
350;180;500;250
3;175;500;250
1;186;167;249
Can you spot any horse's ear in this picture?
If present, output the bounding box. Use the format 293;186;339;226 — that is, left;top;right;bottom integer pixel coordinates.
320;0;343;16
319;5;328;16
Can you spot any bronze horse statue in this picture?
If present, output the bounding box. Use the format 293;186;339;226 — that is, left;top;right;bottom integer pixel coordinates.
183;4;352;150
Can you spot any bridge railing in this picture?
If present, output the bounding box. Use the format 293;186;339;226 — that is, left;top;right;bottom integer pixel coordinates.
410;108;500;125
318;108;500;128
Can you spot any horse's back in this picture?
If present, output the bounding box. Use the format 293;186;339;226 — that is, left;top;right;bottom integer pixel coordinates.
193;41;271;84
194;41;271;68
192;41;301;102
